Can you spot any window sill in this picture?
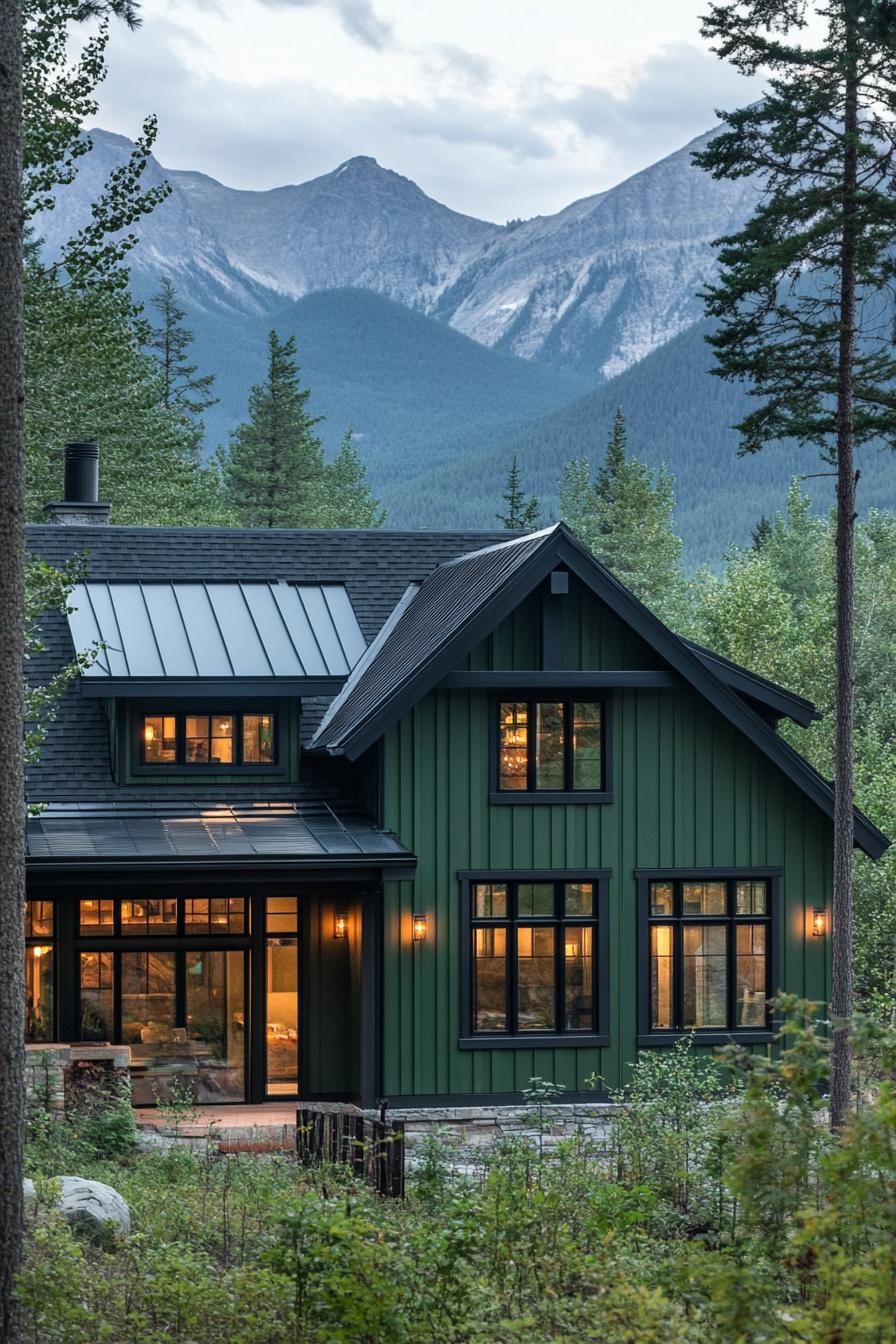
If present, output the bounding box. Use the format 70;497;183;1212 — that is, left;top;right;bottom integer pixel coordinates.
459;1034;610;1050
489;791;614;806
131;765;285;778
637;1031;774;1047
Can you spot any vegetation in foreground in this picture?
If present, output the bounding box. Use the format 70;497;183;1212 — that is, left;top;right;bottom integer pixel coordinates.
18;1002;896;1344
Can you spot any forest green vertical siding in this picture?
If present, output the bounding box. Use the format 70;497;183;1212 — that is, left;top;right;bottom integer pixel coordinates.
379;578;833;1099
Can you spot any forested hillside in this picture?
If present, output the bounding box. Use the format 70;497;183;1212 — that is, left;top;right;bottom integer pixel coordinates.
146;284;588;467
385;320;896;564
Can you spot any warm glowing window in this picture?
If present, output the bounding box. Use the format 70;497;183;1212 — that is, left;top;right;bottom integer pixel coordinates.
25;900;55;1043
470;879;598;1035
647;878;770;1032
143;715;176;764
140;712;277;766
497;700;603;792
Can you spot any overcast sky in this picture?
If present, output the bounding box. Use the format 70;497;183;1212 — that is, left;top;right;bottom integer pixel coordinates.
93;0;766;221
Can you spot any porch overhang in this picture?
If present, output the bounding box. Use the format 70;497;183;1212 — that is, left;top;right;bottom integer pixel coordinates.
25;801;414;879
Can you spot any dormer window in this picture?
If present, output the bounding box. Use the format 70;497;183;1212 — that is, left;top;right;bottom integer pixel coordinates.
140;712;277;767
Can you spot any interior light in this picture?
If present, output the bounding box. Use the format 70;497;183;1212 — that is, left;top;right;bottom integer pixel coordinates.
32;946;44;958
812;908;828;937
333;912;348;940
412;914;428;942
144;723;154;742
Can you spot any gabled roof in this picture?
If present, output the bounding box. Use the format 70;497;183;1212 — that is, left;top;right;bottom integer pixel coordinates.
68;580;366;693
311;523;888;860
681;637;820;728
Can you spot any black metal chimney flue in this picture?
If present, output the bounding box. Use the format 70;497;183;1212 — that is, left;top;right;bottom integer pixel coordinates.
64;440;99;503
44;440;110;524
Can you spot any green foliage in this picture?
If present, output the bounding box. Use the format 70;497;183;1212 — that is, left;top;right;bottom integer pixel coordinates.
18;1023;896;1341
320;429;385;528
560;406;689;626
24;556;97;766
496;456;539;529
690;484;896;1018
146;277;217;442
696;0;896;462
25;255;230;525
220;330;328;527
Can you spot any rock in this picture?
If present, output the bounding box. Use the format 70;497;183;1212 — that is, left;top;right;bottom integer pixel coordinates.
23;1178;35;1205
56;1177;130;1240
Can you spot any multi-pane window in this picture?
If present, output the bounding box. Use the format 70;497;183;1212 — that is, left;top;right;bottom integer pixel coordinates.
25;899;54;1042
141;712;276;766
79;897;247;937
647;878;770;1032
497;701;603;793
470;880;598;1035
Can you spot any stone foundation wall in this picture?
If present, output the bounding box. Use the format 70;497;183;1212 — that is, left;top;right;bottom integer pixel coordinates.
26;1043;131;1117
369;1103;621;1169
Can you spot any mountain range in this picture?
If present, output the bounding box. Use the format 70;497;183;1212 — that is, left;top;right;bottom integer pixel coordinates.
35;127;896;564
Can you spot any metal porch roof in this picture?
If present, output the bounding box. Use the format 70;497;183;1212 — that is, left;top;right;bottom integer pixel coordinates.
68;582;367;684
26;801;412;865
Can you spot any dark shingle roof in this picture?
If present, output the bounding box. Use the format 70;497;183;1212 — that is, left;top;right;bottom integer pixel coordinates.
26;801;412;866
26;524;515;804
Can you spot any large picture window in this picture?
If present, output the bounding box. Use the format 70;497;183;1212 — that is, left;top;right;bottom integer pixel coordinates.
496;700;605;796
643;876;772;1037
141;711;276;767
461;874;608;1044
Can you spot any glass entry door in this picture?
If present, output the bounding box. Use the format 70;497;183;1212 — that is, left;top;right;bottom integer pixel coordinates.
265;899;299;1097
82;948;247;1106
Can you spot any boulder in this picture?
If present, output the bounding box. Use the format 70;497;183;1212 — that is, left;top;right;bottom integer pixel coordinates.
56;1177;130;1239
22;1178;35;1205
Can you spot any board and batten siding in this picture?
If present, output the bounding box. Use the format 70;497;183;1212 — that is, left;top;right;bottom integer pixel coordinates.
379;580;833;1100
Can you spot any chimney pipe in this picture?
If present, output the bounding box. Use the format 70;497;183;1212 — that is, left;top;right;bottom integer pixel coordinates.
64;440;99;503
44;440;111;525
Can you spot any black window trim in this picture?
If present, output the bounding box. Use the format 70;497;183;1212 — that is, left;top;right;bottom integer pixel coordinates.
489;693;613;805
134;707;281;774
635;867;782;1046
25;896;57;1044
458;868;611;1048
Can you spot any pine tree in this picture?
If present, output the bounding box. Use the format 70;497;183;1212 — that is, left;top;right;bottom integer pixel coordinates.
696;0;896;1128
497;455;539;528
220;331;326;528
0;4;26;1335
559;408;688;627
147;277;217;428
751;516;772;551
320;428;385;528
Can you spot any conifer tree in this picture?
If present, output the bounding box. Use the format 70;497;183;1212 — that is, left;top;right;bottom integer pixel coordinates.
147;277;216;426
497;455;539;528
220;331;326;528
751;516;772;551
321;428;385;528
559;408;688;626
696;0;896;1127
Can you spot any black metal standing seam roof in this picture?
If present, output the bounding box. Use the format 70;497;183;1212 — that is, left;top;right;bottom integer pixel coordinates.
69;581;367;679
26;801;413;864
312;528;554;750
310;523;889;860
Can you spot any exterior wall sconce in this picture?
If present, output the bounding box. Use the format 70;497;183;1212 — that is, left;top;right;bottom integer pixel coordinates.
412;914;428;942
333;912;348;940
812;908;827;937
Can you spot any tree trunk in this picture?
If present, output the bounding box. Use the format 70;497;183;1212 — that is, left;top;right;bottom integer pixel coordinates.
0;0;26;1334
829;3;859;1132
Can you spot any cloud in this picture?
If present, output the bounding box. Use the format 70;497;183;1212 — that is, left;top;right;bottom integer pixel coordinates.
257;0;393;50
542;42;761;155
93;14;762;220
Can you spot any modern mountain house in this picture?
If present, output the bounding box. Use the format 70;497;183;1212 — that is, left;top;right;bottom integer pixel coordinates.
24;444;888;1109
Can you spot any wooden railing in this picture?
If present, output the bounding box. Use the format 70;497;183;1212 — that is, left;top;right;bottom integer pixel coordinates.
296;1101;405;1198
